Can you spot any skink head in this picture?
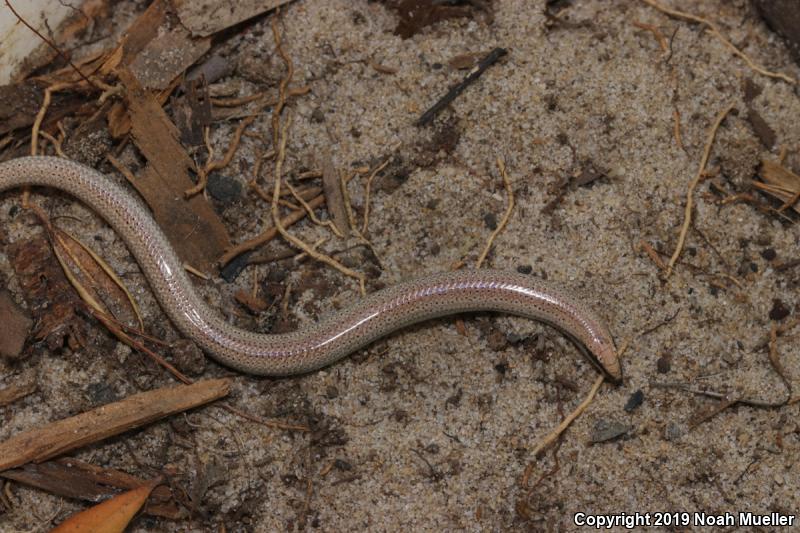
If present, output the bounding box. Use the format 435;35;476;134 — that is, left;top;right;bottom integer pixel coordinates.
594;339;622;384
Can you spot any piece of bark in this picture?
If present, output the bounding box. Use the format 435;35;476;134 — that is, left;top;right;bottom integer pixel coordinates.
0;289;32;359
103;0;169;138
114;0;170;68
1;458;183;519
321;149;349;237
8;237;86;352
129;25;211;91
0;378;231;472
172;0;293;38
175;78;213;146
746;107;776;149
116;68;231;273
0;375;37;407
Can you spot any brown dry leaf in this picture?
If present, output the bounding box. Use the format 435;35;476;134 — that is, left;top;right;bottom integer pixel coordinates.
49;478;160;533
754;159;800;213
1;458;183;519
50;227;143;330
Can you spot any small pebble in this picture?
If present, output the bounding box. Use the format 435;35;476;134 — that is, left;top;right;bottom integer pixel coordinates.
206;173;242;202
769;299;791;321
334;459;353;471
760;248;776;261
590;419;630;443
494;361;508;375
267;268;288;283
506;332;525;344
483;212;498;230
663;422;684;441
87;382;118;405
624;390;644;412
516;265;533;274
656;355;671;374
311;108;325;123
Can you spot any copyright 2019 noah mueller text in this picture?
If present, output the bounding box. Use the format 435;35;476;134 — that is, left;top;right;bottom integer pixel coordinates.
573;511;796;529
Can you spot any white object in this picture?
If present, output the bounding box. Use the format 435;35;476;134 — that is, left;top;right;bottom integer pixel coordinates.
0;1;77;84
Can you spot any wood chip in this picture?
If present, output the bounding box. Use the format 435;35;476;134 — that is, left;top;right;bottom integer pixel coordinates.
0;374;37;407
8;237;85;352
0;289;32;359
116;68;232;273
108;0;169;69
0;378;231;472
129;27;211;90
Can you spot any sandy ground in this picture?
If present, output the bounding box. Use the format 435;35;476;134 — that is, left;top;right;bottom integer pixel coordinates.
2;0;800;531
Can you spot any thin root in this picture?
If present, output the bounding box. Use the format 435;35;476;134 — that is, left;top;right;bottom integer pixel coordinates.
666;103;734;277
476;157;514;268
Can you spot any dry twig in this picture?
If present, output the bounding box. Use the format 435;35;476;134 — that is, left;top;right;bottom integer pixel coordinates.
361;158;391;235
476;157;514;268
0;379;230;471
530;338;629;456
270;116;366;295
640;0;796;84
632;20;670;59
531;375;604;457
31;82;72;157
185;111;260;198
666;103;734;277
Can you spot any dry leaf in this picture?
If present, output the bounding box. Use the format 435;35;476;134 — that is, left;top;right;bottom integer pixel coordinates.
754;159;800;213
49;478;159;533
52;227;143;330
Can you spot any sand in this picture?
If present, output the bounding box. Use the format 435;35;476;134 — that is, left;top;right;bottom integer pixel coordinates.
1;0;799;531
